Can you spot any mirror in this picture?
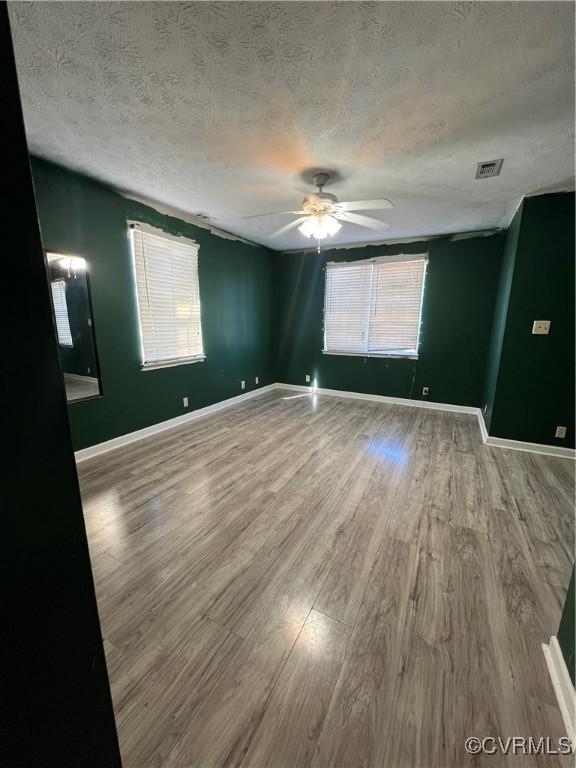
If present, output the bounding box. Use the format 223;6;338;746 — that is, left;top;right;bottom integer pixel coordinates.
47;252;102;402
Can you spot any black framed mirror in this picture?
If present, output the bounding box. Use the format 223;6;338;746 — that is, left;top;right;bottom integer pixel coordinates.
46;251;102;402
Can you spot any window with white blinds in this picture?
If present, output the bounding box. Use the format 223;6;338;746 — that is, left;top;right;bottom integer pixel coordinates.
50;279;73;347
323;254;427;357
130;224;204;369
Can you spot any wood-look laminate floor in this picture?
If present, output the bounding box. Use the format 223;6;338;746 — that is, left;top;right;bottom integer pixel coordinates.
78;390;575;768
64;373;100;401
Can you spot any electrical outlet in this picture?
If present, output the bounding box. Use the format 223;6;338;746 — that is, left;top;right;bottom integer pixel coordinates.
422;386;429;396
555;426;567;439
305;374;311;383
182;396;188;408
241;380;245;390
532;320;550;335
255;376;259;385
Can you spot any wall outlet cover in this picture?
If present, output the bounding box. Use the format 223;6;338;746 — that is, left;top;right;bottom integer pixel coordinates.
182;396;188;408
241;380;245;390
255;376;259;385
305;374;311;383
555;426;567;439
422;387;429;396
532;320;551;335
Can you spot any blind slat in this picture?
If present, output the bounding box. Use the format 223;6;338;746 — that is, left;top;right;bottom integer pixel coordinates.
324;256;426;356
50;279;73;347
131;228;204;365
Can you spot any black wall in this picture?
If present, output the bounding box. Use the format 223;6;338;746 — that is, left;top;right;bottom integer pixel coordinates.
1;5;121;766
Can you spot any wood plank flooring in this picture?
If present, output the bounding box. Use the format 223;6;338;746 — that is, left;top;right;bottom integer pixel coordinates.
78;389;575;768
64;372;100;401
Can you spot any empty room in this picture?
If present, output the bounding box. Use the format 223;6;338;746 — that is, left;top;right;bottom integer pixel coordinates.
4;2;575;767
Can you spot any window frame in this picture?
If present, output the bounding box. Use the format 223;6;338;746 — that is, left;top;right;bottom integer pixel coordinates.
129;221;205;371
322;253;428;360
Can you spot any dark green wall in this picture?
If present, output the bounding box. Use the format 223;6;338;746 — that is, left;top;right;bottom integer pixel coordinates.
488;193;575;448
31;158;276;450
483;203;522;432
32;159;574;451
558;566;575;685
275;234;505;406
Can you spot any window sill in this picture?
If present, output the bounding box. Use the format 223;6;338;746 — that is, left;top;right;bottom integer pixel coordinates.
141;355;206;371
322;350;418;360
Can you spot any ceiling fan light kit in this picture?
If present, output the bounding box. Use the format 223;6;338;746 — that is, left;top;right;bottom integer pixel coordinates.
298;213;342;239
244;171;394;251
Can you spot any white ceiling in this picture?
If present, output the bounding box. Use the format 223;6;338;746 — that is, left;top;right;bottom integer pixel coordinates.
9;1;575;251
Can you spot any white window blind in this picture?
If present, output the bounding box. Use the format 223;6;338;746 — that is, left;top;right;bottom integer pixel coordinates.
130;225;204;369
324;254;427;357
50;279;73;347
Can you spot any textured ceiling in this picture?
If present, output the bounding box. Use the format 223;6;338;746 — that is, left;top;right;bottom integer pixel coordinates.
9;1;575;251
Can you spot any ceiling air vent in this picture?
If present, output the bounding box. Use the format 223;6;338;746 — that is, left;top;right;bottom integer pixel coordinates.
475;159;504;179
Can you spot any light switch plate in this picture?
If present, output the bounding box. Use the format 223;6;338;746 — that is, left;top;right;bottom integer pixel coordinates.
532;320;550;335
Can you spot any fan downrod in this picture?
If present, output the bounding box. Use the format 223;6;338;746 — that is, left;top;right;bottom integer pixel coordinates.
313;172;330;192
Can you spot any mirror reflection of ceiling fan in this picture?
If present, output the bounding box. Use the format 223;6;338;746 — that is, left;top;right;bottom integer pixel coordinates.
244;172;394;251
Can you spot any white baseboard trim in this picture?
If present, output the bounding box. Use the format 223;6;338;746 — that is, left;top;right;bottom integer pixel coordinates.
478;411;489;443
75;384;275;463
272;382;482;415
484;435;575;460
542;636;576;744
75;381;575;463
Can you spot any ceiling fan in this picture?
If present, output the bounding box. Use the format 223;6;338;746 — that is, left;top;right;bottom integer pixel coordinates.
244;172;393;251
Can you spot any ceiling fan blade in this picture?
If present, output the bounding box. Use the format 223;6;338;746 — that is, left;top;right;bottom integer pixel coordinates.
339;198;394;212
271;217;308;238
242;210;305;220
335;212;390;231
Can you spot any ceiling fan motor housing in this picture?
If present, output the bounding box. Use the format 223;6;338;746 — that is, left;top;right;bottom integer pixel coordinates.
302;191;338;214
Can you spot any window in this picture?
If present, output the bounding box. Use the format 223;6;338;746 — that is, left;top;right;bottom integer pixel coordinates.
130;223;204;369
50;279;73;347
323;253;427;358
